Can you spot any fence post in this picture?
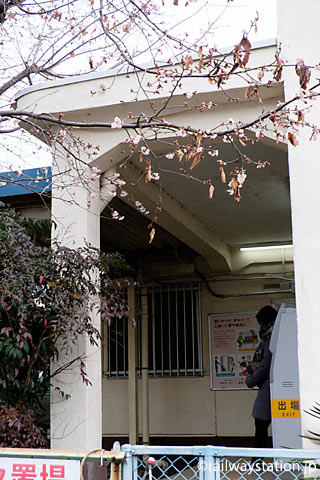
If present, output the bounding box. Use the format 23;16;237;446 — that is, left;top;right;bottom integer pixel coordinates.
203;455;215;480
201;449;220;480
121;444;133;480
213;454;220;480
110;460;121;480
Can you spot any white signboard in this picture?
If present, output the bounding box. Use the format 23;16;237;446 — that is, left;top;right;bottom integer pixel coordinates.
0;458;80;480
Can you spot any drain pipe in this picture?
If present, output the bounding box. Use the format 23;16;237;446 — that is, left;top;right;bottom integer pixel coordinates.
141;287;150;445
128;283;139;445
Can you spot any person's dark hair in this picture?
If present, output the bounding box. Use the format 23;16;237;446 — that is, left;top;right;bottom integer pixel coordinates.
256;305;278;326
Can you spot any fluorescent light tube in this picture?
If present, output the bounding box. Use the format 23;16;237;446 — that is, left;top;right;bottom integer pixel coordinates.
240;245;293;252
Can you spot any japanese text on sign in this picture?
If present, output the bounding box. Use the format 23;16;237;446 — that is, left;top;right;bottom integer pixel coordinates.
271;398;301;418
0;459;80;480
209;312;258;390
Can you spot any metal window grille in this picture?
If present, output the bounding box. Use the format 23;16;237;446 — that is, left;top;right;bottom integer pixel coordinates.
148;283;202;377
103;288;131;378
104;282;202;378
104;315;129;378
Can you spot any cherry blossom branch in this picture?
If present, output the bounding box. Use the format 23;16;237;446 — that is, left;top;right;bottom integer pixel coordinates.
3;81;320;138
0;64;45;96
98;0;158;75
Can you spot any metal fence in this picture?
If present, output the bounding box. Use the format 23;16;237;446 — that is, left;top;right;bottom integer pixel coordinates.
1;445;320;480
121;445;320;480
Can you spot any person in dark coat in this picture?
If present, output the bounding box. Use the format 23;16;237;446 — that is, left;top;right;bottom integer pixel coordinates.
241;305;278;450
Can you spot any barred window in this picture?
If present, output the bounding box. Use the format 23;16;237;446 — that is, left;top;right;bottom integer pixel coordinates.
104;283;202;378
105;315;129;378
148;283;202;376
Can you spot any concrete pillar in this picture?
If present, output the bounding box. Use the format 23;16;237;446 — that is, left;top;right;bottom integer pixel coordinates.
50;154;102;450
277;0;320;447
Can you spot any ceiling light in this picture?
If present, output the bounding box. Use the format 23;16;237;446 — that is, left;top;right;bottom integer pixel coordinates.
240;244;293;252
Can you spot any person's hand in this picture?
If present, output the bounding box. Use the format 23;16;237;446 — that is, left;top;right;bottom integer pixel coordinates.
241;367;248;376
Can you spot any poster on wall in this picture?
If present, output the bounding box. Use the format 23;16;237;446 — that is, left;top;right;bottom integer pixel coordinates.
209;312;259;390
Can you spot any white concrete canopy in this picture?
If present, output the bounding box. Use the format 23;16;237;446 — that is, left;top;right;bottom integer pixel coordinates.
16;40;291;273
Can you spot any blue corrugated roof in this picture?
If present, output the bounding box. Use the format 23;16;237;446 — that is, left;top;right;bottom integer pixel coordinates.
0;167;52;197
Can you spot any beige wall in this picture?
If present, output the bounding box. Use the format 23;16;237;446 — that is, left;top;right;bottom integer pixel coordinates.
102;268;294;440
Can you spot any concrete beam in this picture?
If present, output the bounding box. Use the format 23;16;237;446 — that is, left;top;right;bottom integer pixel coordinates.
120;162;232;272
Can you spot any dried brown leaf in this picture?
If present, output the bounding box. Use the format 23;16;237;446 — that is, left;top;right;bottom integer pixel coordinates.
149;227;155;244
198;46;203;67
184;55;193;68
245;85;262;103
240;35;251;53
273;53;283;82
233;44;242;67
234;36;251;67
288;132;299;147
275;52;283;67
190;153;201;170
242;51;250;68
123;21;131;32
245;85;254;100
196;131;203;146
145;161;152;182
220;166;226;184
209;185;215;199
230;177;238;191
273;66;283;82
228;177;242;202
228;62;239;76
295;59;311;90
234;190;241;202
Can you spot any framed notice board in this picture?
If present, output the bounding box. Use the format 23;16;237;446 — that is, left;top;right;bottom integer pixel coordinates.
209;312;259;390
